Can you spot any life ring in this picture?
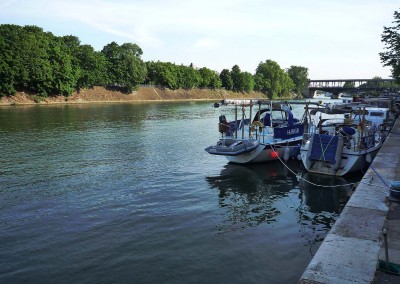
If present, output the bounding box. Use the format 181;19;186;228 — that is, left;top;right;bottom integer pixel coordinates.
251;121;263;128
251;121;263;132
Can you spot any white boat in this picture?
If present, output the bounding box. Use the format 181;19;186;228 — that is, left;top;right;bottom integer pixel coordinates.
321;98;396;137
300;107;385;176
205;99;310;164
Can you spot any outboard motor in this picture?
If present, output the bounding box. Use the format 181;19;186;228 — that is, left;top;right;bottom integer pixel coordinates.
219;115;228;133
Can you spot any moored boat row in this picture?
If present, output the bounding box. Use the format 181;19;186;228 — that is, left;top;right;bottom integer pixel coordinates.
205;96;399;177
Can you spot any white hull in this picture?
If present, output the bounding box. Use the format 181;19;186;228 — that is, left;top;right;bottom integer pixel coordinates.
300;140;382;176
227;140;302;164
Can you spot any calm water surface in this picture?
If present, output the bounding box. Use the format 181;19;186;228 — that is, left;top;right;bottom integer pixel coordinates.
0;102;361;283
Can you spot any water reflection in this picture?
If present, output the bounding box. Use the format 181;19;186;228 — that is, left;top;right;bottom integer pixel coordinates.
297;172;361;254
0;104;151;133
206;160;300;230
300;172;360;214
206;160;362;251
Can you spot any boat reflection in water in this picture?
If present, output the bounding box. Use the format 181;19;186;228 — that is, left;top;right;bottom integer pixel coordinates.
300;172;361;214
206;160;362;252
206;160;299;226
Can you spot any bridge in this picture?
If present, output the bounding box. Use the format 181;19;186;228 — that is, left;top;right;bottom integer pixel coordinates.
304;79;399;98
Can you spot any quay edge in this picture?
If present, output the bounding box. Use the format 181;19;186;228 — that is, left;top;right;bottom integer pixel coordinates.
299;117;400;284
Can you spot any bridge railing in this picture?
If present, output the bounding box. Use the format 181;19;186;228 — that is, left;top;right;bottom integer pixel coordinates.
308;79;398;89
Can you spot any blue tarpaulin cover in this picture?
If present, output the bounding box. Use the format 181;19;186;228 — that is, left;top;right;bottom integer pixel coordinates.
309;134;339;164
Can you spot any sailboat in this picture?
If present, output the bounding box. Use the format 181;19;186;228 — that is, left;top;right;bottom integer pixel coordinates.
205;99;309;164
300;106;386;176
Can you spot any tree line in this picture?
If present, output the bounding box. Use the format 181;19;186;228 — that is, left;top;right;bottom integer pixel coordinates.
0;24;309;99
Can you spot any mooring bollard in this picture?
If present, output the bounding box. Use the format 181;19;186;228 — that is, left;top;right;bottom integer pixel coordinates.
389;181;400;201
382;228;389;270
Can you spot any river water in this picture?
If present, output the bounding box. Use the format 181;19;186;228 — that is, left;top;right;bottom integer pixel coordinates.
0;101;361;283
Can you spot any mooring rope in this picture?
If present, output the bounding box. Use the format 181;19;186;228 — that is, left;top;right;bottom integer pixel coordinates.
269;144;358;188
368;164;391;188
270;143;396;191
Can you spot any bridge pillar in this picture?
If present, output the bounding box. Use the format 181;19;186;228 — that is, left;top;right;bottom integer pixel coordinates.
302;88;315;98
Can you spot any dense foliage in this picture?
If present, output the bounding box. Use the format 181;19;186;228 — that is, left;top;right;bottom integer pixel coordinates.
380;10;400;83
0;24;146;97
101;42;147;93
144;61;221;90
254;60;294;99
218;65;255;92
0;24;309;98
286;66;309;96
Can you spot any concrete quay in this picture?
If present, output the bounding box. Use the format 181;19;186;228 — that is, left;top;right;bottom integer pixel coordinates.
299;119;400;284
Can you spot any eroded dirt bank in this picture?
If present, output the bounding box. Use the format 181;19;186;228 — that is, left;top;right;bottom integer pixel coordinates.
0;87;268;105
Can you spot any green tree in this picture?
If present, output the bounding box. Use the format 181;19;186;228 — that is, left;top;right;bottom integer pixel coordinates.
47;37;78;96
231;65;242;92
0;24;79;96
241;72;255;93
254;60;294;99
199;67;221;89
60;35;82;79
147;62;223;90
76;45;107;88
0;24;20;96
227;66;256;92
0;57;15;96
19;25;54;96
286;65;308;96
199;67;214;88
177;64;201;89
153;62;179;89
219;69;233;90
209;72;222;89
144;61;158;85
61;35;107;89
101;42;147;92
380;10;400;82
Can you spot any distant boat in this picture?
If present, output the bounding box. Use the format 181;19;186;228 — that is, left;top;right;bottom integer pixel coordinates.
330;93;341;99
205;99;312;164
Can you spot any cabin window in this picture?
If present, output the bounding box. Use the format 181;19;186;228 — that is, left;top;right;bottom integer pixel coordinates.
369;112;383;117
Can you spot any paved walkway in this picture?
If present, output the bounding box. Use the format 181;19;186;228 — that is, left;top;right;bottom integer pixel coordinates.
299;119;400;284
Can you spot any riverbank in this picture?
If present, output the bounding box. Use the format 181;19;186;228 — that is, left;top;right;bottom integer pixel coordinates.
0;86;271;105
299;117;400;283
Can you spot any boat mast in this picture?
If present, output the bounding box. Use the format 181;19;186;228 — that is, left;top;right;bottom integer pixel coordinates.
235;105;238;139
258;101;261;141
270;100;274;140
249;100;253;139
241;105;245;139
303;103;309;145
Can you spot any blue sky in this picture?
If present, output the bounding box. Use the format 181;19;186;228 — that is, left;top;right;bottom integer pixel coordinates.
0;0;398;79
